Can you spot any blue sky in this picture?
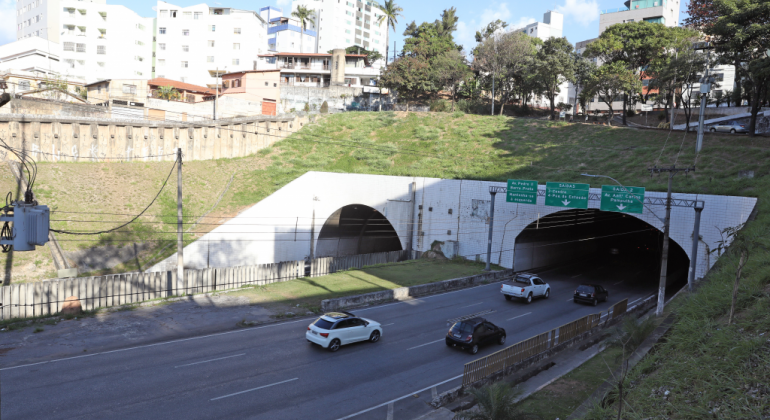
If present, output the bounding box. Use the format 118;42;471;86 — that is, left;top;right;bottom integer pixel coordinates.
0;0;691;53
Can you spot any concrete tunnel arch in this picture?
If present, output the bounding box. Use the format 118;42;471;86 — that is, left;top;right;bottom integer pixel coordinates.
511;209;690;291
315;204;403;258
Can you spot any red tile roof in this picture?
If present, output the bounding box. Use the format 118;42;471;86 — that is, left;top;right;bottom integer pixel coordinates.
148;78;216;95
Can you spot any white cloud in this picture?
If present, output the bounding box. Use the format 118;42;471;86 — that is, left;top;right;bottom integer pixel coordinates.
556;0;600;26
0;0;16;46
455;3;534;54
509;16;537;30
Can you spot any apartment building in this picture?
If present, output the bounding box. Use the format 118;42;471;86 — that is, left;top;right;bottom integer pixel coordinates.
290;0;389;57
154;1;269;88
599;0;680;32
0;36;60;76
259;7;317;53
15;0;154;83
519;10;563;41
256;50;378;88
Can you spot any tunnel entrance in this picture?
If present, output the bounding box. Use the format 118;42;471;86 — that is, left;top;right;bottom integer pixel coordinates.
316;204;402;257
513;209;690;296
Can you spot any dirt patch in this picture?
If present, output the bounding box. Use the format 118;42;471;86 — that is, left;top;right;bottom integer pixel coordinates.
543;379;588;398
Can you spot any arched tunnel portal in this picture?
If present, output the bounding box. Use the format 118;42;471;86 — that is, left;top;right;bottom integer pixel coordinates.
315;204;403;258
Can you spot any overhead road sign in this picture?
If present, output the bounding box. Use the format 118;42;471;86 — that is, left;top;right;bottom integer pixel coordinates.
545;182;589;209
506;179;538;204
600;185;645;214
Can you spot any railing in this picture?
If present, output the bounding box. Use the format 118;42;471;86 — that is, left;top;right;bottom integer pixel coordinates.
462;298;630;387
600;7;630;13
279;63;330;70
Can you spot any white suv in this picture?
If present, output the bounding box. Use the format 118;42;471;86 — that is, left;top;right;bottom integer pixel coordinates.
306;312;383;352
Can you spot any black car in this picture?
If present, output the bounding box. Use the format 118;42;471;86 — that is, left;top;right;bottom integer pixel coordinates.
445;317;506;355
573;284;609;306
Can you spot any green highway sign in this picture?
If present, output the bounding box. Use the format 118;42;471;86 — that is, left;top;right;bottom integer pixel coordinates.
600;185;645;214
545;182;590;209
506;179;538;204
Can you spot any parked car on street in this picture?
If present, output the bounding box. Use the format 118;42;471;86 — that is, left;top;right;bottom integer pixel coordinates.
573;284;609;306
306;311;383;352
501;273;550;303
445;317;506;355
709;120;748;134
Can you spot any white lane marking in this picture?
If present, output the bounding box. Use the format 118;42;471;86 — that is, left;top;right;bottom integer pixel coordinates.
507;312;532;321
613;279;625;285
210;378;298;401
0;318;310;371
460;302;483;308
381;323;395;327
407;338;445;350
336;374;464;420
175;353;246;369
566;297;574;301
570;274;581;278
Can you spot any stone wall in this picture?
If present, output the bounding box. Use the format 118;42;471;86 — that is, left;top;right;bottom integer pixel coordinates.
0;113;310;162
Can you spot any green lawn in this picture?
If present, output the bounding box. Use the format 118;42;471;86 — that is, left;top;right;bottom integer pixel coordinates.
225;258;502;314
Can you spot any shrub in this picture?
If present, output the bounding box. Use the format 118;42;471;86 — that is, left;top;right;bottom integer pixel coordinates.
428;99;449;112
627;109;637;117
657;122;670;129
320;101;329;114
303;102;310;112
452;111;464;119
456;99;487;115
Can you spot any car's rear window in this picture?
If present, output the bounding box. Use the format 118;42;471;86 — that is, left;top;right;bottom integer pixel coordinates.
313;318;335;330
450;322;473;335
577;285;594;293
513;276;531;285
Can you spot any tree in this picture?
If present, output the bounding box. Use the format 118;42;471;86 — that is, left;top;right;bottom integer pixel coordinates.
473;30;537;115
291;5;316;54
582;62;641;126
585;22;693;125
453;382;538;420
376;0;403;60
435;7;458;41
535;37;575;119
571;53;596;115
434;49;471;111
724;89;734;107
474;19;507;43
380;54;433;111
646;39;707;126
157;85;181;100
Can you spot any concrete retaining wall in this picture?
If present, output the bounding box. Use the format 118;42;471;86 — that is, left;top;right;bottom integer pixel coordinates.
279;85;394;113
0;113;309;162
320;269;516;312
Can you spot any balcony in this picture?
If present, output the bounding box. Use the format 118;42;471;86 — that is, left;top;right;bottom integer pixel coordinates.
281;81;330;88
279;63;330;71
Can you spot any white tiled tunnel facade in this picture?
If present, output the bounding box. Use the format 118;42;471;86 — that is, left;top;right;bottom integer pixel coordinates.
150;172;757;280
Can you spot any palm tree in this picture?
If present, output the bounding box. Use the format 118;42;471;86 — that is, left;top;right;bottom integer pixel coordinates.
453;382;539;420
291;6;316;53
157;85;180;100
375;0;404;61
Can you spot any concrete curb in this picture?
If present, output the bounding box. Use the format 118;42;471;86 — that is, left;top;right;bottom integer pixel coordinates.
320;269;516;312
566;313;677;420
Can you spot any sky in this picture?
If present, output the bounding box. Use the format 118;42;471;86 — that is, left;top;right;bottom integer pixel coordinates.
0;0;692;53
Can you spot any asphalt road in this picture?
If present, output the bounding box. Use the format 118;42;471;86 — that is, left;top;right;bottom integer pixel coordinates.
1;260;660;420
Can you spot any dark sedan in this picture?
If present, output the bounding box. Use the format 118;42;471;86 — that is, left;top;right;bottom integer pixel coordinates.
446;317;506;355
573;284;609;306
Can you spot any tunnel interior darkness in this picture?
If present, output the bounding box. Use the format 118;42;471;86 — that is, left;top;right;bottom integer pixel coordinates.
513;209;690;295
316;204;403;257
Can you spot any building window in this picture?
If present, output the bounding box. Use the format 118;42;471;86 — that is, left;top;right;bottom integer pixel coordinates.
18;81;30;91
158;59;165;66
234;27;241;34
170;10;177;18
265;82;268;86
209;25;216;32
160;10;168;18
136;23;145;30
181;61;188;68
207;56;214;62
159;27;166;34
135;56;143;62
183;29;189;36
159;43;166;50
76;43;86;52
182;45;189;52
233;43;240;50
183;11;192;19
208;40;215;47
135;40;144;46
345;29;350;34
97;45;106;54
232;59;239;65
123;84;137;94
64;42;74;51
97;62;105;67
194;12;202;19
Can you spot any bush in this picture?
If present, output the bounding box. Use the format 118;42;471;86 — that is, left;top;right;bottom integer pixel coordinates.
303;102;310;112
456;99;487;115
320;101;329;114
627;109;637;117
428;99;450;112
657;122;670;129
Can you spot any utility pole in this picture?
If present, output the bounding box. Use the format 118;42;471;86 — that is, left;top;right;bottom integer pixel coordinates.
696;48;713;153
648;165;695;316
177;148;184;293
485;190;497;271
491;73;495;116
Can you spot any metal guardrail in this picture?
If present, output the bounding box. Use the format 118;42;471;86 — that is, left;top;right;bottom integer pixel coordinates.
462;298;629;387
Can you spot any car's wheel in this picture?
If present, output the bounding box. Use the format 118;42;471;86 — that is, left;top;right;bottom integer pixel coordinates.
730;129;736;133
328;339;341;352
504;295;512;301
498;334;506;345
526;293;533;304
544;289;550;299
573;298;578;303
592;298;598;307
709;128;716;132
369;330;380;343
469;344;479;355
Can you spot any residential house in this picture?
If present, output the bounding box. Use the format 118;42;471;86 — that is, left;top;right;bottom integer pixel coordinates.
220;69;281;115
256;50;378;88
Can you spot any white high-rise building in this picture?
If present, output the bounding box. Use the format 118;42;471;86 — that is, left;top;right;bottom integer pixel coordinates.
599;0;680;32
519;10;563;41
154;1;269;87
260;7;317;53
15;0;154;83
290;0;389;56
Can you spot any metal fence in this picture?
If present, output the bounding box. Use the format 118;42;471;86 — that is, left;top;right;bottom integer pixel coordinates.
0;250;419;321
462;298;630;387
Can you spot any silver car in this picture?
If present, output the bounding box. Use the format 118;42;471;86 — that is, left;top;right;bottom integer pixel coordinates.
709;120;748;134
